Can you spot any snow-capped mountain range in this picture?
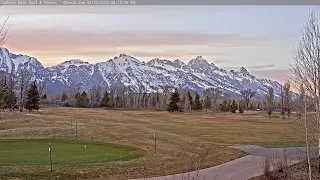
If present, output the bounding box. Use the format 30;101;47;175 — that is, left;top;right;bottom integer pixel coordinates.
0;48;285;99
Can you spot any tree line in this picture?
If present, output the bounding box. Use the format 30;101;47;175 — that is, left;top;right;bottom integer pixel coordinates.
0;68;300;117
43;82;302;119
0;71;45;113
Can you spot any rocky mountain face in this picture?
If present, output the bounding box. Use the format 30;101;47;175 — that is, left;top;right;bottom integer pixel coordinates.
0;48;285;99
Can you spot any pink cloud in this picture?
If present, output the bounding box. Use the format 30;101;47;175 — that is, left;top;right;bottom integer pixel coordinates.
5;28;278;52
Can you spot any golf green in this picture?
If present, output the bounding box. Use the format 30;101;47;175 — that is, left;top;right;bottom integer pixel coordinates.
0;139;144;165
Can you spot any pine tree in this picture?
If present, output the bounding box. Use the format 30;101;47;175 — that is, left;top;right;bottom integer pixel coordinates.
230;100;237;113
100;91;110;107
25;81;40;113
129;96;134;109
61;92;68;102
193;92;202;111
75;92;81;107
204;96;212;114
187;91;193;110
81;91;89;108
151;94;157;108
238;101;244;113
75;91;89;108
227;100;231;111
3;81;16;110
167;88;180;112
43;94;47;100
220;100;228;112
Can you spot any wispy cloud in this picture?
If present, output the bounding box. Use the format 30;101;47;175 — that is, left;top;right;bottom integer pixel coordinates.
3;28;280;67
246;64;275;69
6;28;279;52
212;59;230;64
223;64;276;70
251;69;292;83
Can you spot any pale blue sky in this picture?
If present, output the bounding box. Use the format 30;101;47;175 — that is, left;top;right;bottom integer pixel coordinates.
1;5;320;81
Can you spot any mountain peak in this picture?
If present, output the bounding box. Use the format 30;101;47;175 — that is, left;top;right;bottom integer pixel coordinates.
119;53;130;57
239;67;248;74
0;47;9;54
173;59;183;64
238;66;256;78
62;59;87;64
188;55;209;66
195;55;205;60
112;53;140;63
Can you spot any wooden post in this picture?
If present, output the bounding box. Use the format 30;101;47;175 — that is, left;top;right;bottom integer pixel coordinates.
49;142;52;172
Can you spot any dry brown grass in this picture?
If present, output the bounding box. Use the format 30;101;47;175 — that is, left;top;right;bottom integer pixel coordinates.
0;107;304;179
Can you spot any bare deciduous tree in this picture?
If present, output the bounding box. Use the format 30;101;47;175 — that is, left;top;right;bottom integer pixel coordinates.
240;89;256;109
291;10;320;176
0;9;10;47
265;87;274;119
284;82;292;119
204;88;220;112
301;84;312;180
18;69;31;112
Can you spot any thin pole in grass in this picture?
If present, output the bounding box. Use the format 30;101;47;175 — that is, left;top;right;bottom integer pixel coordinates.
49;141;52;172
70;117;72;127
76;120;77;139
154;134;157;154
46;114;47;125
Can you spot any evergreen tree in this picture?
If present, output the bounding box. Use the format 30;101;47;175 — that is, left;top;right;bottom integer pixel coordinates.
75;92;81;107
220;100;227;112
156;91;160;106
238;101;245;113
61;92;68;102
75;91;89;108
204;96;212;114
43;94;47;100
227;100;231;111
129;96;134;109
167;88;180;112
25;81;40;113
151;94;157;108
193;92;202;111
230;100;237;113
100;91;110;107
3;81;17;110
187;91;193;110
81;91;89;108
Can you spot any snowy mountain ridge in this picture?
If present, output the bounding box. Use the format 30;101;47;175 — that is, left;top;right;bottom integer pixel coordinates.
0;48;285;98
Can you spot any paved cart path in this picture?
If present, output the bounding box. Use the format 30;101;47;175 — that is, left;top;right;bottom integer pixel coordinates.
136;145;316;180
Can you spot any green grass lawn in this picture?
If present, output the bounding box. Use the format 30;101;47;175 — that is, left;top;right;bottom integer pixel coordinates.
0;139;144;165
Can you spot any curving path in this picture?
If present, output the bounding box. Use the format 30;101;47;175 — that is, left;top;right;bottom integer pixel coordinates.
136;145;316;180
